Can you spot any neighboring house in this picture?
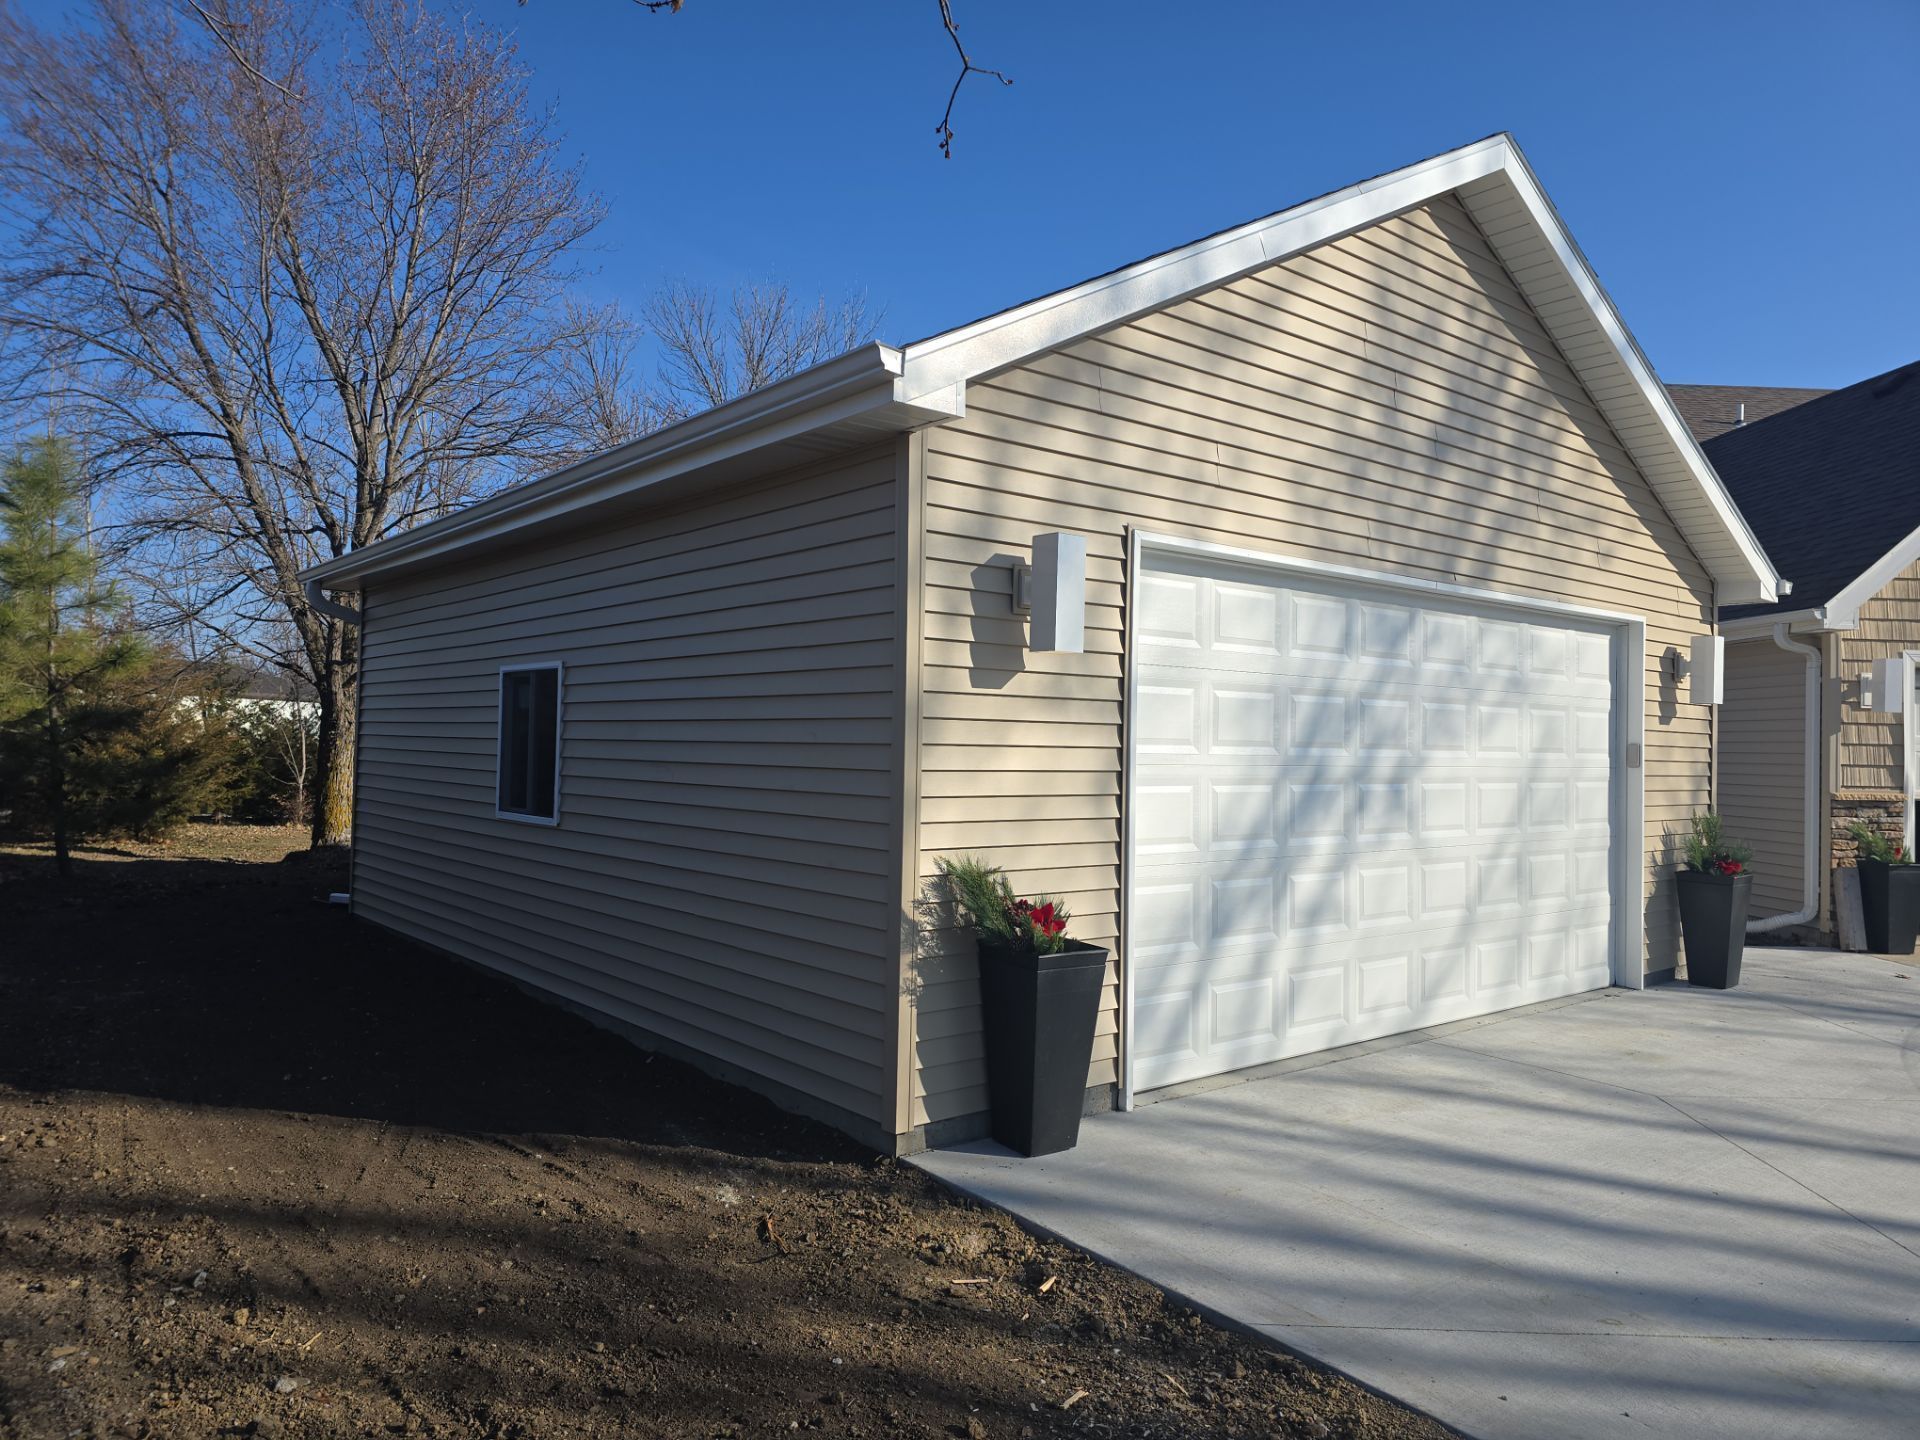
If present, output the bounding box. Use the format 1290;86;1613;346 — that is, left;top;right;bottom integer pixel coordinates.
1694;361;1920;940
301;135;1782;1153
227;670;320;725
172;661;319;725
1668;384;1829;443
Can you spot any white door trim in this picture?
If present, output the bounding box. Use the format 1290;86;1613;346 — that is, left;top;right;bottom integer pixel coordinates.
1118;530;1648;1110
1903;651;1920;853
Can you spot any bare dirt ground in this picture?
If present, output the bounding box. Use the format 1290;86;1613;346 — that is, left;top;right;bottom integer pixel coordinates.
0;829;1448;1440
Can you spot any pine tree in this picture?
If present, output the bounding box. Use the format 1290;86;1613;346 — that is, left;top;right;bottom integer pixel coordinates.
0;437;144;876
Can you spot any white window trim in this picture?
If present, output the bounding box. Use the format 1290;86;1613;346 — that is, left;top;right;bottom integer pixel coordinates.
494;660;565;827
1118;529;1648;1111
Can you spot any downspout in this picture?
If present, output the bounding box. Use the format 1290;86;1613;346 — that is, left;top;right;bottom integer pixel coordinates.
1748;622;1822;932
304;576;362;628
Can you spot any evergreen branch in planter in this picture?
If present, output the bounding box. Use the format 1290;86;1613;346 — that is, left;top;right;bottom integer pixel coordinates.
1682;811;1752;875
1848;821;1913;865
935;854;1074;955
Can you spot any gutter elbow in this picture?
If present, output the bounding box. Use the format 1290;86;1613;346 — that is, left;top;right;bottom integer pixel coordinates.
304;576;362;627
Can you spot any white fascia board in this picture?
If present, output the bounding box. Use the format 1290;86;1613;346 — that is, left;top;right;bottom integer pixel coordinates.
1720;607;1843;641
1814;520;1920;632
301;344;960;590
897;136;1511;400
1478;149;1783;607
896;133;1783;610
1721;523;1920;638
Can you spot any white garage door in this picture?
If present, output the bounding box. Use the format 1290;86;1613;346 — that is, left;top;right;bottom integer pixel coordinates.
1128;550;1621;1093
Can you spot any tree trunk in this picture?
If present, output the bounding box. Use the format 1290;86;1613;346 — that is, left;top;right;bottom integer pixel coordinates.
47;707;70;880
311;630;357;849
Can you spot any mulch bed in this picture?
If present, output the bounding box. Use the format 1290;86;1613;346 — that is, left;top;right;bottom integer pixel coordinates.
0;832;1447;1440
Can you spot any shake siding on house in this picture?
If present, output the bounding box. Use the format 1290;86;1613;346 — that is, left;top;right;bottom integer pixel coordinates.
1838;554;1920;793
1720;639;1809;918
352;449;903;1137
910;197;1716;1128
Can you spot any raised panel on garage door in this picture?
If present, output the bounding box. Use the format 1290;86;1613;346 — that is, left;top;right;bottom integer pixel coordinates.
1128;552;1619;1093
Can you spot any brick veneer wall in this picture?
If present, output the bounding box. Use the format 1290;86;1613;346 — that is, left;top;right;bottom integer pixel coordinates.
1832;791;1906;866
1831;791;1906;935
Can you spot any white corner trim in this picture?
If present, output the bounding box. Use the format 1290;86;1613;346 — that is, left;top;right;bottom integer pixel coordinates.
494;660;565;827
1118;525;1144;1113
1905;650;1920;861
1619;615;1648;990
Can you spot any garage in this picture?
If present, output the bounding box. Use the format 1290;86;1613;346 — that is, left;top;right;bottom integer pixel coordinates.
1126;540;1641;1094
312;134;1778;1153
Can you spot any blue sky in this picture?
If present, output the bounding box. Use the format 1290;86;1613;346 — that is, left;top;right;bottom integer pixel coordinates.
494;0;1916;390
11;0;1917;389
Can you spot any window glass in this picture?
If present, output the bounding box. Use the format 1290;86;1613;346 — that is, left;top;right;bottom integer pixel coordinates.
498;667;560;819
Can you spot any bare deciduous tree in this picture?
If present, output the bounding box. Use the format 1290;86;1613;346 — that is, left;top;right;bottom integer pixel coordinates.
638;281;882;429
553;300;653;455
0;0;625;846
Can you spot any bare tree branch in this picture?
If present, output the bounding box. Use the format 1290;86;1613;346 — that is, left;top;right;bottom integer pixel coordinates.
181;0;295;99
935;0;1011;159
516;0;1010;157
636;281;881;431
0;0;626;845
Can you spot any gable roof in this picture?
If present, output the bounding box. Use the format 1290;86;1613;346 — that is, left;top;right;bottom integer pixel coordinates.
303;134;1783;606
1666;384;1830;444
1708;360;1920;625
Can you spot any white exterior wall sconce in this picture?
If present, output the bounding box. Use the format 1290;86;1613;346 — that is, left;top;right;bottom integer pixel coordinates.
1010;532;1087;653
1669;635;1724;705
1862;655;1910;713
1689;634;1724;706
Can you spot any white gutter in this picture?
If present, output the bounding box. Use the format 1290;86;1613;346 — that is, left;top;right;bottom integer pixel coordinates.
300;343;961;592
1748;623;1822;933
1719;607;1834;641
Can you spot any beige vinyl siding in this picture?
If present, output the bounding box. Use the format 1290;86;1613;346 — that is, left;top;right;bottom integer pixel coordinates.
353;449;903;1139
1719;638;1811;918
1838;554;1920;793
910;196;1716;1129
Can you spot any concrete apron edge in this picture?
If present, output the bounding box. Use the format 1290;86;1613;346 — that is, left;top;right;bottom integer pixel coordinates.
908;1159;1481;1440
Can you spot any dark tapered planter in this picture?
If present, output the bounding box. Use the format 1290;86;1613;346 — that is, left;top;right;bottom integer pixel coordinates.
975;937;1107;1157
1856;859;1920;955
1677;869;1752;989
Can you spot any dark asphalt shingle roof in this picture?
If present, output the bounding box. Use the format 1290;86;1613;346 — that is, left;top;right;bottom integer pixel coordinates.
1666;384;1830;444
1702;361;1920;621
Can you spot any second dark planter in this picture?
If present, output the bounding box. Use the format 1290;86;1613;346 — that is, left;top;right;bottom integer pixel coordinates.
975;937;1107;1157
1857;858;1920;955
1676;869;1752;989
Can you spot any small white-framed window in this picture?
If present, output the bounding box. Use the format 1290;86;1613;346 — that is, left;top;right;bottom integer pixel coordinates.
496;662;563;824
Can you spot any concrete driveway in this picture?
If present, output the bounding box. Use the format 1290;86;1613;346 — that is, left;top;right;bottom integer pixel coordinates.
914;948;1920;1440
